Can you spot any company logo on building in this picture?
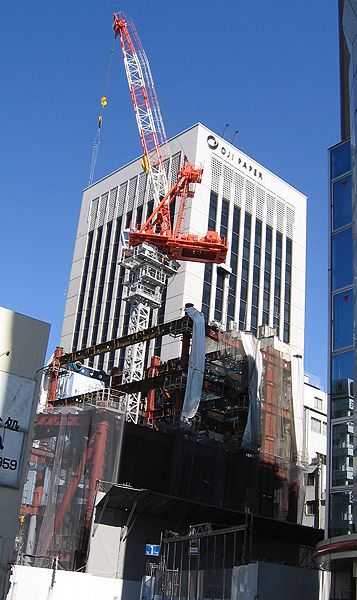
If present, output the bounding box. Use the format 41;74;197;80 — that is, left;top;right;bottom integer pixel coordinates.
207;135;263;180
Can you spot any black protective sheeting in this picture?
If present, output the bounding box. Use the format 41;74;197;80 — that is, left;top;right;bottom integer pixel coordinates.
118;422;300;522
97;484;323;547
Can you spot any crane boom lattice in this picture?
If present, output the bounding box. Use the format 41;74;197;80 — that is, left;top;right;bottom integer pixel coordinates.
113;11;228;424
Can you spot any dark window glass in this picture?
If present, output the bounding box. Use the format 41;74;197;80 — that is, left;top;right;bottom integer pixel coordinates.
242;260;249;282
264;255;271;272
330;141;351;179
331;228;352;290
231;252;238;274
251;307;258;334
101;217;122;344
239;301;247;330
241;281;248;302
264;272;270;292
220;199;229;238
214;269;225;320
333;290;353;350
263;292;269;312
126;210;133;229
146;200;154;222
208;191;218;231
283;323;290;343
233;207;240;233
265;226;272;252
331;351;354;384
252;286;259;307
255;220;262;246
136;206;143;227
201;263;213;319
331;395;354;419
333;176;352;230
244;214;251;240
81;227;103;348
72;231;94;351
91;223;112;345
331;422;354;487
243;240;250;260
329;491;353;537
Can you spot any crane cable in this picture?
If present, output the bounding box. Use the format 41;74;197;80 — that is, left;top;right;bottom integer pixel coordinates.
88;36;116;186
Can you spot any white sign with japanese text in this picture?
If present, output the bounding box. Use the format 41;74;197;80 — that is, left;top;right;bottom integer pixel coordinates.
0;372;36;488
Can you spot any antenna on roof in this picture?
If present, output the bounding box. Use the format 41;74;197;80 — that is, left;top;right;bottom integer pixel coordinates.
231;130;239;144
221;123;230;138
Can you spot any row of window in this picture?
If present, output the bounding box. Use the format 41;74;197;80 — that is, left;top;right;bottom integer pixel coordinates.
204;191;292;341
329;140;353;539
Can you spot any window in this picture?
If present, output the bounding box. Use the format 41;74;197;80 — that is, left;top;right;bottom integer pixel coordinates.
330;141;351;179
333;176;352;230
311;417;321;433
329;490;353;537
220;198;229;238
201;264;213;320
322;422;327;436
331;351;354;386
331;421;353;487
314;397;322;411
333;289;353;350
331;228;352;290
72;231;94;350
307;472;315;486
305;501;315;515
208;191;218;231
214;269;225;321
284;238;292;343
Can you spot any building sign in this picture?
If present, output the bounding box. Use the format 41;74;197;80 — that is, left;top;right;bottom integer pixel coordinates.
0;372;35;488
145;544;160;557
207;135;263;180
188;538;199;555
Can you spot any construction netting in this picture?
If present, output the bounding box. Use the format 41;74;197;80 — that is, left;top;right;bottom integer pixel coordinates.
18;391;126;571
187;328;306;523
17;327;307;571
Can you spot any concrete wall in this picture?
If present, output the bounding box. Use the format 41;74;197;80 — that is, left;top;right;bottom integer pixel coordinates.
7;565;139;600
231;562;319;600
0;307;49;600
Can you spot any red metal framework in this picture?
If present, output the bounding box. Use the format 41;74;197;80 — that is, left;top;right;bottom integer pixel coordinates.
129;160;228;263
113;12;169;201
114;11;228;265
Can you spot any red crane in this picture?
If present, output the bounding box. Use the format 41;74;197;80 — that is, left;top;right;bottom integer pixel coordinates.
113;13;228;265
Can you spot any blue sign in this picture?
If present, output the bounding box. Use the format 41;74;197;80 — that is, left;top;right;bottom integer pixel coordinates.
145;544;160;557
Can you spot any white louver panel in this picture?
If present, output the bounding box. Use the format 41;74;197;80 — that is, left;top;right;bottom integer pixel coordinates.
89;197;99;231
211;157;222;193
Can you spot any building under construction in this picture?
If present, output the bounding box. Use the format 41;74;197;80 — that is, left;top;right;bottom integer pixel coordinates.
12;11;320;600
16;313;321;596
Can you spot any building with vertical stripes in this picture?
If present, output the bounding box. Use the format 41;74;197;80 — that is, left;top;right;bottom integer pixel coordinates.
60;123;306;370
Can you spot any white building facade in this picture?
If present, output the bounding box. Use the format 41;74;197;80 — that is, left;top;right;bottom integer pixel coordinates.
303;373;327;530
61;123;306;372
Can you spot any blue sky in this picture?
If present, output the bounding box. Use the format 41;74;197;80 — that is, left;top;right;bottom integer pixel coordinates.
1;1;340;387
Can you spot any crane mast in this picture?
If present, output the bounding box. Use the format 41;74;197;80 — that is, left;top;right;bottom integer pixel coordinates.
114;12;228;424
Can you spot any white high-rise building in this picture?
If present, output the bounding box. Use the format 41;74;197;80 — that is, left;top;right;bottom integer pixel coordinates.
61;123;306;372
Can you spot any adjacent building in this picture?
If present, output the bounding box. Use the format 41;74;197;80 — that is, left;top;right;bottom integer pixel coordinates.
0;307;49;598
315;3;357;598
61;123;306;371
303;373;327;530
